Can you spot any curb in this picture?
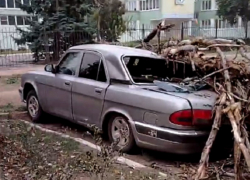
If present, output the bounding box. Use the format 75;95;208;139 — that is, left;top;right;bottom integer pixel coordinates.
1;115;168;177
18;119;147;169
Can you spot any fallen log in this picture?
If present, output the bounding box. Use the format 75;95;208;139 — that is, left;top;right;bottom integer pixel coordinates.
160;43;250;179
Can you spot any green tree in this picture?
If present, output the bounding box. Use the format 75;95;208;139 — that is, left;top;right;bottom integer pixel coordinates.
216;0;250;28
14;0;96;61
93;0;127;42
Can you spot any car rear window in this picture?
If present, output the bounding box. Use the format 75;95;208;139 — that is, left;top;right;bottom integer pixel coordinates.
123;56;197;84
123;56;168;83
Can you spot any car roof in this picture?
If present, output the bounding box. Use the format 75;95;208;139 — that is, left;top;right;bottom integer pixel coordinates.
69;44;164;82
69;44;162;59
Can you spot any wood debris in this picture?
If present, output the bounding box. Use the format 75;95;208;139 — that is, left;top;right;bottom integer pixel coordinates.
134;23;250;180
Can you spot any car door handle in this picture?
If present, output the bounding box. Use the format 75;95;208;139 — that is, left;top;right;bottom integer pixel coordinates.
64;81;71;86
95;88;103;94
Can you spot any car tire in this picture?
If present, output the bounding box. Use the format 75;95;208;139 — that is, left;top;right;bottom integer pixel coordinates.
26;90;44;123
108;115;136;153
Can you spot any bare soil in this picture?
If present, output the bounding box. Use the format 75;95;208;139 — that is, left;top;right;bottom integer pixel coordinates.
0;76;23;110
0;65;43;111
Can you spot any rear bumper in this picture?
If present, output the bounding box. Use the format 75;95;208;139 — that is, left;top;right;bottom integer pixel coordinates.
131;121;231;154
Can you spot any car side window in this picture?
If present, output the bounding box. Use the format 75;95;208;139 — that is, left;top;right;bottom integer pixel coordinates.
79;52;107;82
57;52;82;75
97;61;107;82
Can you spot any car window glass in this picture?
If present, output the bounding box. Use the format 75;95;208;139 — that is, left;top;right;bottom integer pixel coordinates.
79;52;107;82
97;61;107;82
124;56;168;83
58;52;82;75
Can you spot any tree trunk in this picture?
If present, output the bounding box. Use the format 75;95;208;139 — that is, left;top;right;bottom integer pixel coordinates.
53;32;60;61
242;19;248;39
96;8;102;42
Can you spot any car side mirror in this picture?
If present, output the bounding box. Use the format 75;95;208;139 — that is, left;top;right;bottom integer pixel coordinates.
44;64;56;73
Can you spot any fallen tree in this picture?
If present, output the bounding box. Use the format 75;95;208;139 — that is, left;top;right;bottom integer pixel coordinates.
133;23;250;179
162;41;250;179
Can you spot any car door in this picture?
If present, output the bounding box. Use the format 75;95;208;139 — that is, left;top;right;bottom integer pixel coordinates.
39;50;83;120
72;51;109;127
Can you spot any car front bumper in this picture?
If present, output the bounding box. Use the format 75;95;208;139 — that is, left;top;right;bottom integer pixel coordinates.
131;121;231;154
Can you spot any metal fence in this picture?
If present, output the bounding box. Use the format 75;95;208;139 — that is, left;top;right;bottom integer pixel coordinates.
1;25;250;67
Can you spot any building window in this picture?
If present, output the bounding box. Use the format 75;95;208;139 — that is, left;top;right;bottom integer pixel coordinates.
23;0;29;5
0;0;6;7
16;16;24;25
8;16;15;25
7;0;14;8
24;16;30;25
201;19;211;28
139;0;159;11
15;0;21;8
0;0;30;8
0;15;30;25
214;1;218;9
201;0;211;10
126;1;136;11
0;16;7;25
194;13;198;19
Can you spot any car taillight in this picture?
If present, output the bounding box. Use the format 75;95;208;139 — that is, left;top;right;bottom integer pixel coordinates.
169;109;212;126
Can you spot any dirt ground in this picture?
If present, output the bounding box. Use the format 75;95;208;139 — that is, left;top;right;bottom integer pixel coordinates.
0;65;43;111
0;76;22;108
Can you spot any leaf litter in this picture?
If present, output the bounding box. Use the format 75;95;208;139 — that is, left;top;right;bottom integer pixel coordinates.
0;120;167;180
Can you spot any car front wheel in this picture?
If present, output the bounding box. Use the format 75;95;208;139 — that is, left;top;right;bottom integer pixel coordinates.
108;115;136;153
26;90;44;123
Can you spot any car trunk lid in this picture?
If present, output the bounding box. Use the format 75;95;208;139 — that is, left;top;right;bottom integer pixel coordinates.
143;81;218;127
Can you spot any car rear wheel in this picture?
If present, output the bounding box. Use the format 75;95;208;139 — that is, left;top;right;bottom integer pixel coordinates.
108;115;136;153
26;90;44;123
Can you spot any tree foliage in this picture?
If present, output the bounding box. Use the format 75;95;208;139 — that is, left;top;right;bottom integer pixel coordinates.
216;0;250;25
93;0;127;42
14;0;96;61
14;0;127;61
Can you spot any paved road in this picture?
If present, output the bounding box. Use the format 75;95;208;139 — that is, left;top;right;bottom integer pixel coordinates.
0;53;34;66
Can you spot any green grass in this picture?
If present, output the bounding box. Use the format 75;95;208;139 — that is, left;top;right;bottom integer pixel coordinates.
5;76;20;84
0;103;15;113
0;103;26;113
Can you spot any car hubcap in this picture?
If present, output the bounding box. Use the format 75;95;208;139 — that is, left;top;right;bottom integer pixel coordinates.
28;96;39;117
111;117;130;147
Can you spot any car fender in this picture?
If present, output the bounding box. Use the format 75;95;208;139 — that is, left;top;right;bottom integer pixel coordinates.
100;107;139;140
23;80;45;110
101;107;135;125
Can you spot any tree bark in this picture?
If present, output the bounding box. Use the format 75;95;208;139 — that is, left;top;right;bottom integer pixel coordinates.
195;93;226;180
